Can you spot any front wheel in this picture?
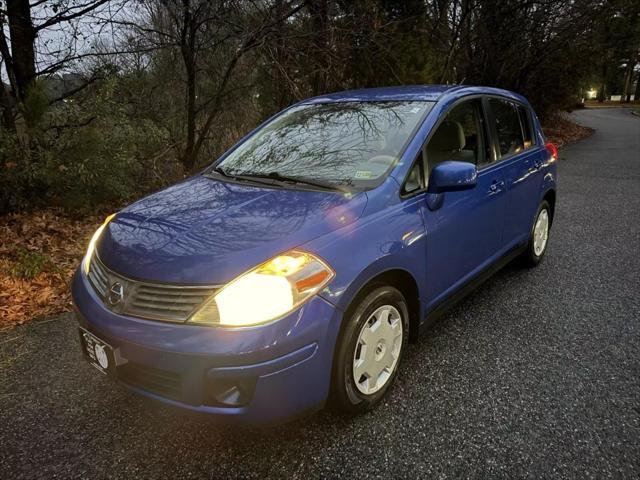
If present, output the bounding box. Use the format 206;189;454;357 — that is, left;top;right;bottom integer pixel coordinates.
331;286;409;413
522;200;551;267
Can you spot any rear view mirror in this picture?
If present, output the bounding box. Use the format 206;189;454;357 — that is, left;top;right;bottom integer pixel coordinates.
427;161;477;194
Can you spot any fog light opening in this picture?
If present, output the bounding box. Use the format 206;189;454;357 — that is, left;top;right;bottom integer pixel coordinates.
205;377;257;407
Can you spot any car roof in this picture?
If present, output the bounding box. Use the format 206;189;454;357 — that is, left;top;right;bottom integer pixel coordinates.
301;85;461;103
300;84;530;106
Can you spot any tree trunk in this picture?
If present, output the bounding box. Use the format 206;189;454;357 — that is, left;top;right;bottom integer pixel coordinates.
182;84;196;169
273;0;289;109
179;0;197;171
0;84;16;131
182;55;197;170
634;68;640;102
621;60;635;103
597;63;607;102
309;0;330;95
5;0;36;102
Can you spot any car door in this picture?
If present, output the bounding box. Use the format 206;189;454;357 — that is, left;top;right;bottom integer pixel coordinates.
486;98;545;247
411;97;507;310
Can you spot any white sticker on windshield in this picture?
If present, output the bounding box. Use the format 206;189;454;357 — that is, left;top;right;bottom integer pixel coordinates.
355;171;373;179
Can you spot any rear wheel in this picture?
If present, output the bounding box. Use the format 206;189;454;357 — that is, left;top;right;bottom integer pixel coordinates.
522;200;551;267
331;286;409;413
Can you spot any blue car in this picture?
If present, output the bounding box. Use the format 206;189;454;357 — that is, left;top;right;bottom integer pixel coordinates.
72;85;557;423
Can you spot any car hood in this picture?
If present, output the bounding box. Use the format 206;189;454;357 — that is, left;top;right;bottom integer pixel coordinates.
97;175;367;284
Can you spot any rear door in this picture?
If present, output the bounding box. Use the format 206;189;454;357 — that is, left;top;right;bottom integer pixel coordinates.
486;98;545;247
417;97;508;308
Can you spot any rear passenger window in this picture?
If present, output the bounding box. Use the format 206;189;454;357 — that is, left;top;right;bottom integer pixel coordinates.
426;99;486;172
489;99;524;157
517;105;534;149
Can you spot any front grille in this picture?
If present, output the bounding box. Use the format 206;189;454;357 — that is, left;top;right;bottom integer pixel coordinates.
118;362;184;402
87;255;109;297
87;253;219;323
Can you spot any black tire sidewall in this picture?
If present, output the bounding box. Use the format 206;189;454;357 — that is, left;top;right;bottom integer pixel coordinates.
331;285;409;412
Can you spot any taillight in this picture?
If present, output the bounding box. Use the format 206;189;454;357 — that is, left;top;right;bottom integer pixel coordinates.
545;142;558;162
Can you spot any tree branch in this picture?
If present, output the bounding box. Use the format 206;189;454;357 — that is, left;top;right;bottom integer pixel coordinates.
47;75;102;105
35;0;111;31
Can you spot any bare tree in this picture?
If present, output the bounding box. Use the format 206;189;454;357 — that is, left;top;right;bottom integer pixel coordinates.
120;0;305;171
0;0;129;129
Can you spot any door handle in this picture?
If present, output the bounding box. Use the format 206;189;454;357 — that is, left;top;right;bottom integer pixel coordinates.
488;180;504;194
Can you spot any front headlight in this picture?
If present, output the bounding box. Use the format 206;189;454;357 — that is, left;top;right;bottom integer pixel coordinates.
189;250;334;327
82;213;116;274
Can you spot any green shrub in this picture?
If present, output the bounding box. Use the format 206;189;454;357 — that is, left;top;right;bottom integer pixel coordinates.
0;77;181;214
9;248;52;280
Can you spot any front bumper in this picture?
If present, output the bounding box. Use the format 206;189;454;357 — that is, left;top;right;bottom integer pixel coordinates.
71;269;342;424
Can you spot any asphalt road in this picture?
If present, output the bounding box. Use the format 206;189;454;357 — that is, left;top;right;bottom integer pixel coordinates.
1;108;639;479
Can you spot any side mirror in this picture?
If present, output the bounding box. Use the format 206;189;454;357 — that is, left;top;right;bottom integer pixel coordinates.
427;161;477;194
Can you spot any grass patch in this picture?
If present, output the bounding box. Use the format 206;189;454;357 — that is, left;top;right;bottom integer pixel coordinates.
9;248;53;280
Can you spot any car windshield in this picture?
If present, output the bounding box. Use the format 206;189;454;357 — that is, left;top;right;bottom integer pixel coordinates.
214;101;433;190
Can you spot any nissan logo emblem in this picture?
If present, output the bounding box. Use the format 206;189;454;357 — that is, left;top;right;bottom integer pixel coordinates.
108;282;124;305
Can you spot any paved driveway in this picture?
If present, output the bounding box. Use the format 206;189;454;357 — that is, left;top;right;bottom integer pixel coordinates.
1;108;639;479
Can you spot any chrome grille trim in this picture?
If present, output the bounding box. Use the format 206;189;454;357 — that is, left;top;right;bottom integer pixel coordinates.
87;254;219;323
87;257;109;297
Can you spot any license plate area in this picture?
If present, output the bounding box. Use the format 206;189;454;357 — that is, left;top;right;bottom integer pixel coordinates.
79;328;116;375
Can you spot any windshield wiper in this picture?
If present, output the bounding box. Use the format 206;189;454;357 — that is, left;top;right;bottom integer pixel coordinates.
205;167;275;187
241;171;344;192
212;166;230;177
207;168;345;192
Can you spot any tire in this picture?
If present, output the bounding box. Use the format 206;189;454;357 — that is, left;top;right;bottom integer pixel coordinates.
522;200;551;267
331;285;409;413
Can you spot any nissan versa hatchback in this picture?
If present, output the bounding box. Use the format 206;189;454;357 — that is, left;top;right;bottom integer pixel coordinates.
73;85;557;423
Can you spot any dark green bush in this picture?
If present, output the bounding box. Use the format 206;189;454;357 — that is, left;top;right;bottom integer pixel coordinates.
0;79;181;214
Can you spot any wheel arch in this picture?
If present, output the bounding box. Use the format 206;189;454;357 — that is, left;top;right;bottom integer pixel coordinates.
543;188;556;226
339;267;422;343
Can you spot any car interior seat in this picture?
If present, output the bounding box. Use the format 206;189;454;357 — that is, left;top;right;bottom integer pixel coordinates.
426;121;475;169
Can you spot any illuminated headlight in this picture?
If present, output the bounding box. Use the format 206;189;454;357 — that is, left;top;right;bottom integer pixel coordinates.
82;213;116;274
189;251;334;327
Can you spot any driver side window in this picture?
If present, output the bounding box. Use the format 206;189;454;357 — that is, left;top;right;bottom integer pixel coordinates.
426;100;486;173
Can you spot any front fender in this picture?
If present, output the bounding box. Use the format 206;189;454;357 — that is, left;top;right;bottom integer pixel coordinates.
304;195;428;318
324;256;424;316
